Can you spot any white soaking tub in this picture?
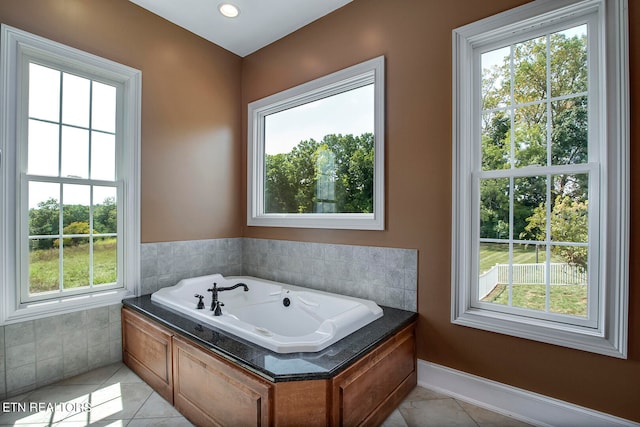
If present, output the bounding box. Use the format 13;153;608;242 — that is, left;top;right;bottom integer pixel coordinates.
150;274;383;353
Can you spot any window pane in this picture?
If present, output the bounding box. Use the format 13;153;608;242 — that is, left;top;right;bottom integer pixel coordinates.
551;173;588;243
263;84;374;214
479;178;509;239
479;242;509;305
514;104;546;168
91;131;116;181
94;237;117;285
63;240;90;290
62;184;90;227
29;63;60;122
28;119;59;176
551;96;588;165
94;186;117;234
549;245;588;317
29;238;59;294
512;36;547;105
481;46;510;110
550;25;587;98
61;125;89;179
92;81;116;133
511;246;549;311
514;176;546;241
481;110;510;170
29;181;59;237
62;72;90;127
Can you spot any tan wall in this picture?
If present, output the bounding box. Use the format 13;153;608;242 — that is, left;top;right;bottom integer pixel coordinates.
2;0;639;421
242;0;640;421
0;0;243;243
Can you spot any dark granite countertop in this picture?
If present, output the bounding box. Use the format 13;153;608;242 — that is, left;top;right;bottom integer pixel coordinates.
122;295;417;383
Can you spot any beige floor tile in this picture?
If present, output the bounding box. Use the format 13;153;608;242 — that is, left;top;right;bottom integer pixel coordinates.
55;363;122;386
52;420;129;426
381;408;410;427
0;384;96;425
399;398;479;427
402;386;451;406
457;400;534;427
88;382;153;421
134;392;183;419
127;417;194;427
101;365;144;386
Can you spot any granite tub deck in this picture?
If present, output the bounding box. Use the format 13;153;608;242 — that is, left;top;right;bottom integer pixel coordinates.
122;294;417;382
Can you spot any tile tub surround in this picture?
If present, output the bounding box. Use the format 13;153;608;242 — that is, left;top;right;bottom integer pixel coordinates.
140;238;243;296
141;237;418;312
242;238;418;312
0;304;123;399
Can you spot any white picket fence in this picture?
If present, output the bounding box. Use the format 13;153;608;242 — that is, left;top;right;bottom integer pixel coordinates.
479;263;587;299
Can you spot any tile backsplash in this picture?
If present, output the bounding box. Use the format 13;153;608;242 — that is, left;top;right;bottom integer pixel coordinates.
1;237;417;398
140;238;243;296
242;238;417;312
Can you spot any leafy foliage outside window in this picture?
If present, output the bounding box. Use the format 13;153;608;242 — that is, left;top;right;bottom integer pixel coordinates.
265;133;373;214
29;196;117;249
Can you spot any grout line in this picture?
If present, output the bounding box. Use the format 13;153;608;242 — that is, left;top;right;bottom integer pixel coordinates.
129;390;154;422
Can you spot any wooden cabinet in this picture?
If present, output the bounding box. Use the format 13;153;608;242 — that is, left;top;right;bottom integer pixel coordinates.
173;335;271;426
331;323;416;427
122;306;416;427
121;308;174;403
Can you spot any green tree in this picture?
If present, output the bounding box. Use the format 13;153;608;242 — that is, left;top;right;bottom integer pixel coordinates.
480;29;589;244
29;198;59;249
53;221;95;248
94;197;117;233
522;195;588;269
264;133;374;214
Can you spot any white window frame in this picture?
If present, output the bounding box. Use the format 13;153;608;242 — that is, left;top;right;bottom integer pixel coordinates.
451;0;629;358
0;25;141;324
247;56;385;230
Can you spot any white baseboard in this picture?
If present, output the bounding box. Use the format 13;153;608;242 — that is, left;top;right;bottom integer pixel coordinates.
417;359;638;427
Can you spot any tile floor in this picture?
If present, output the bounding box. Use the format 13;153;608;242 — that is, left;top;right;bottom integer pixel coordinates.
0;363;532;426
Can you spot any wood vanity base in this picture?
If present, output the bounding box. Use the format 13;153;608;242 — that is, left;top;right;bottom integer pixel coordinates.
122;307;416;426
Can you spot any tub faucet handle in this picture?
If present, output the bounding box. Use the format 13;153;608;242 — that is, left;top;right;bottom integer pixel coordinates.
194;294;205;310
207;283;222;314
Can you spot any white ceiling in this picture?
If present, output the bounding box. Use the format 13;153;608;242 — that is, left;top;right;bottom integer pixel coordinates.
129;0;353;57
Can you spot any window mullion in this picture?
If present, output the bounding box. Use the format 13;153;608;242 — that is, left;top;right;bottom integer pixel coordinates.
508;176;514;307
58;182;63;292
89;185;94;289
545;33;552;313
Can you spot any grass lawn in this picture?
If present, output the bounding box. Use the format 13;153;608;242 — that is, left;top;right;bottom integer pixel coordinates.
482;283;588;316
479;242;565;273
29;238;117;294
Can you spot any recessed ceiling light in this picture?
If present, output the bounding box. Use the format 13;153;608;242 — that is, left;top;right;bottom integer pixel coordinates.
218;3;240;18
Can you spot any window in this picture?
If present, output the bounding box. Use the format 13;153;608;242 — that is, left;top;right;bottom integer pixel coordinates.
1;25;141;323
451;0;629;357
248;56;384;230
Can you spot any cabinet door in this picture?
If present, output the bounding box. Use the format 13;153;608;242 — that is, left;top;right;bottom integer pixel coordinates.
121;308;174;403
173;335;272;427
331;322;417;427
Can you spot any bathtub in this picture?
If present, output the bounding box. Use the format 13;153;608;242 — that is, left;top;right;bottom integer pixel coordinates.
150;274;383;353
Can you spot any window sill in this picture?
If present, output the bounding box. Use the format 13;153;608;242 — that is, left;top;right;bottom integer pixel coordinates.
2;288;133;325
247;212;384;230
452;307;625;359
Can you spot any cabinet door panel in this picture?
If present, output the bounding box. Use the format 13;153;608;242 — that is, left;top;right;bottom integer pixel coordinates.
122;308;173;403
333;323;416;427
173;336;271;426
